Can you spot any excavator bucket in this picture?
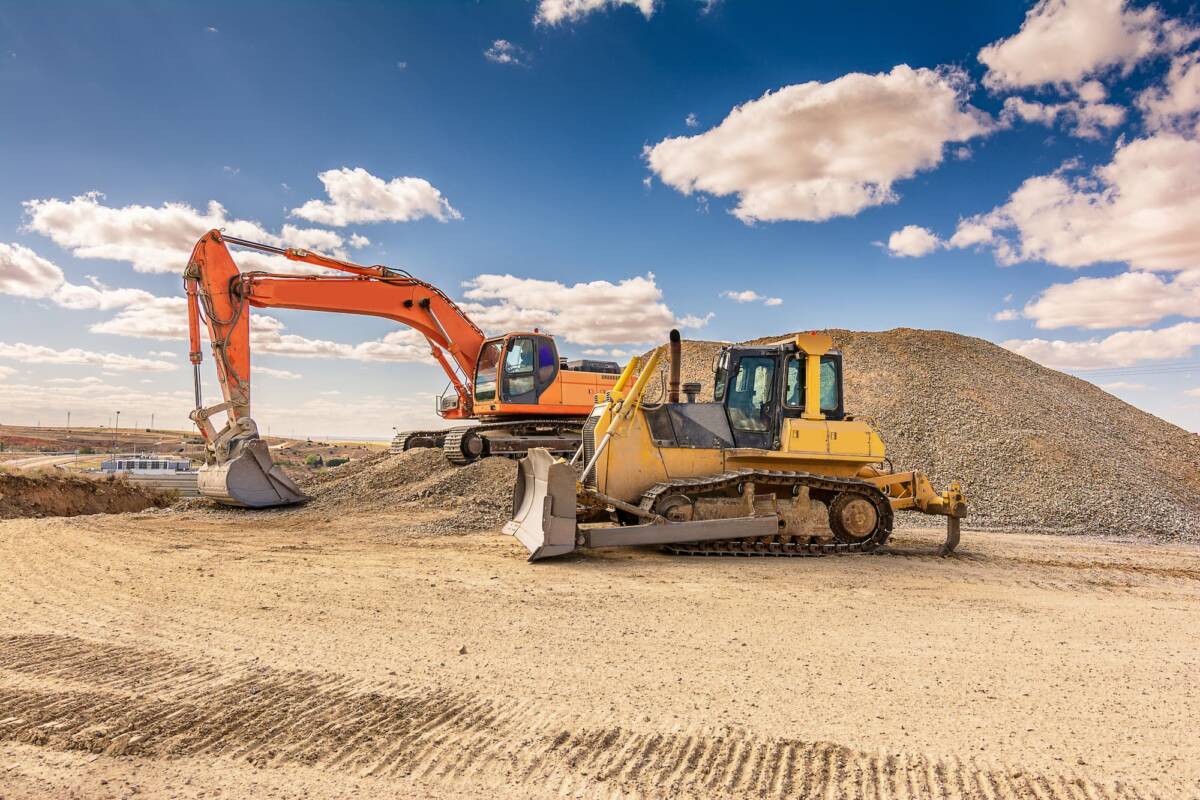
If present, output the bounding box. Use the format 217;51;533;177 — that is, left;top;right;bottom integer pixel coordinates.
196;437;308;508
503;448;579;561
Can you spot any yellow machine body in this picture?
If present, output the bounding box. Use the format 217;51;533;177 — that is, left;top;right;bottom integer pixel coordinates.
507;331;967;561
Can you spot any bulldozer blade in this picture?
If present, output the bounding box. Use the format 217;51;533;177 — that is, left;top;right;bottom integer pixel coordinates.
503;447;579;561
939;516;961;557
197;438;308;508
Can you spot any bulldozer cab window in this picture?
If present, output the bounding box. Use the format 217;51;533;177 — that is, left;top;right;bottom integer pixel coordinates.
784;356;842;413
727;356;775;432
503;337;536;400
713;352;729;402
474;340;503;402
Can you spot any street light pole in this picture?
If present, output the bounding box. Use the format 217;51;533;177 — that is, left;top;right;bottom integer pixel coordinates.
112;410;120;456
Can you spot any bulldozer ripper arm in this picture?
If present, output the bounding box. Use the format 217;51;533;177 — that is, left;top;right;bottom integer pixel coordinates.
861;469;968;556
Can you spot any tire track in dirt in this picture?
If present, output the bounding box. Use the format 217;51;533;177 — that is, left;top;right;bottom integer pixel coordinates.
0;634;1189;800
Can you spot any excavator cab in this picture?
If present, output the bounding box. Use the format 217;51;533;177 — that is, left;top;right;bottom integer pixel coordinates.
465;333;562;414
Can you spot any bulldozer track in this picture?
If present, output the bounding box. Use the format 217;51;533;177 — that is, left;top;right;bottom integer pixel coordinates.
640;469;894;557
0;633;1184;800
443;418;583;465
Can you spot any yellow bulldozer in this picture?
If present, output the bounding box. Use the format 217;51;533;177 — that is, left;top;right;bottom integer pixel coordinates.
505;330;967;560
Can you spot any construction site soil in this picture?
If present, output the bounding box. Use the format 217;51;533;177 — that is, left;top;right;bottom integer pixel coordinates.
0;471;173;519
1;504;1198;798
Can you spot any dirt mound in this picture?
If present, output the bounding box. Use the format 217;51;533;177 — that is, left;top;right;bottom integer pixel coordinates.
644;328;1200;541
302;449;518;534
0;471;174;519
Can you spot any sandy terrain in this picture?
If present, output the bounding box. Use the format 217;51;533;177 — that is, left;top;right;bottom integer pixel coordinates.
0;508;1197;799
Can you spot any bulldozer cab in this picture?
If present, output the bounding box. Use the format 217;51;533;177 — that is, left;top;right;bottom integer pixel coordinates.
713;344;845;449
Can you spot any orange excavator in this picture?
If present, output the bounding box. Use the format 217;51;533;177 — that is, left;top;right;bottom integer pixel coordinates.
185;229;619;507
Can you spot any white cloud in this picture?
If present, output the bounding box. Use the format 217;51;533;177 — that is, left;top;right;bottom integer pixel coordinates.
645;65;992;223
979;0;1198;91
0;342;177;372
947;133;1200;272
461;273;710;346
204;26;218;33
51;282;155;311
720;289;782;306
1000;96;1126;139
0;365;15;380
1100;381;1148;390
992;308;1021;321
255;366;303;380
1186;387;1200;397
886;225;942;257
685;112;699;128
535;0;656;25
349;233;370;248
483;39;530;66
23;192;350;275
0;242;64;298
0;241;158;310
947;220;995;249
1137;51;1200;132
1003;321;1200;369
0;377;196;430
1024;269;1200;329
290;167;460;226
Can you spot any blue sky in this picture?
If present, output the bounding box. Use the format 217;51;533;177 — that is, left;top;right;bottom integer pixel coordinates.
1;0;1199;438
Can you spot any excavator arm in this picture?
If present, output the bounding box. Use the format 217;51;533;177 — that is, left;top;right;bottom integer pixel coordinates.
183;229;487;507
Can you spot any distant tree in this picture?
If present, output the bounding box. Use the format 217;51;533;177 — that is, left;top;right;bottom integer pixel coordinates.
304;454;324;468
326;457;349;467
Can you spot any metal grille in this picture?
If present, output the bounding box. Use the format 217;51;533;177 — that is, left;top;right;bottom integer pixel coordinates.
581;410;600;489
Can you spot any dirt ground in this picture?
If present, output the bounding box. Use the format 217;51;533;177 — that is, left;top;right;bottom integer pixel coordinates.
0;507;1197;799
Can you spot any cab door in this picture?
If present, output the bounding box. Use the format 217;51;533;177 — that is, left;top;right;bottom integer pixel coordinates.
723;353;780;450
500;335;561;406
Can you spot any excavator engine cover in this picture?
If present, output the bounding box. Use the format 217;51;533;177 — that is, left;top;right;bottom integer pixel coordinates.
197;436;308;508
503;447;578;560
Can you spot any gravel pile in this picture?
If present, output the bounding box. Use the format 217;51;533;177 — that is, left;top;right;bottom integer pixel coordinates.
643;328;1200;541
302;449;518;534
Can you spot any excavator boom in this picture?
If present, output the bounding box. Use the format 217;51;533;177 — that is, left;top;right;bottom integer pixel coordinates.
184;229;488;507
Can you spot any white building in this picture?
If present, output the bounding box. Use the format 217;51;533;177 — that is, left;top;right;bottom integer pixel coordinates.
100;454;194;475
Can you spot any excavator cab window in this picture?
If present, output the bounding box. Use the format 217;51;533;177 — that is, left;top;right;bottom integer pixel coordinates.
502;337;537;402
474;340;504;403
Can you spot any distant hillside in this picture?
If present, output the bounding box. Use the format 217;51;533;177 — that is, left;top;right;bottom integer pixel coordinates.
643;329;1200;540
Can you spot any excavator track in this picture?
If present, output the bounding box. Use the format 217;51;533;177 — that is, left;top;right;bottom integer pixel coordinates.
638;469;894;557
390;430;447;453
443;418;583;465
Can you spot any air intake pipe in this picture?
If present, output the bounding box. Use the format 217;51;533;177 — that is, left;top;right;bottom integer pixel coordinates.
668;329;682;404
